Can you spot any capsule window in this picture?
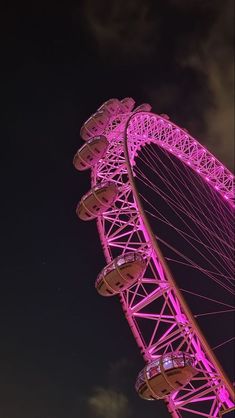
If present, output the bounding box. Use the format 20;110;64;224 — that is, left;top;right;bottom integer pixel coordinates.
126;273;134;279
166;370;179;376
97;189;106;195
161;389;168;394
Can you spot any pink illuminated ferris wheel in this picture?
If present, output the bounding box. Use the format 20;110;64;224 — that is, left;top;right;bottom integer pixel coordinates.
73;98;235;417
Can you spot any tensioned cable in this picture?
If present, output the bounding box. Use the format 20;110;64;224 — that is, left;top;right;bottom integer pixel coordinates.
194;309;235;318
135;171;234;281
142;201;234;280
180;288;235;308
134;147;234;272
135;165;233;265
134;157;233;259
141;141;234;240
139;143;234;250
212;337;235;351
131;140;234;336
135;174;234;289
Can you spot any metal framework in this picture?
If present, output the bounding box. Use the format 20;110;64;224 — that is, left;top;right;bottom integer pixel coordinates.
77;101;235;417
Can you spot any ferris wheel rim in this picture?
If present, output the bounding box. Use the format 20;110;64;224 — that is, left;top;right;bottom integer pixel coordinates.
124;111;234;207
123;111;235;402
80;100;235;415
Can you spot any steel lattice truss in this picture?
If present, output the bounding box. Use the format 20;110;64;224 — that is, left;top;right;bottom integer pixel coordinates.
86;108;235;417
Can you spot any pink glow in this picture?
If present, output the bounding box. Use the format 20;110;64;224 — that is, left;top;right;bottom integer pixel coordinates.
78;99;234;417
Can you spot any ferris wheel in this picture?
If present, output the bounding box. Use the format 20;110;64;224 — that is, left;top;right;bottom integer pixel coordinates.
73;97;235;417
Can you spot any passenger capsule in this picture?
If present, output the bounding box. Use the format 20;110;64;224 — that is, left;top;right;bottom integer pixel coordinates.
134;103;152;112
98;98;120;116
135;352;198;400
76;181;118;221
73;136;109;171
95;252;146;296
80;110;110;141
160;113;170;120
120;97;135;113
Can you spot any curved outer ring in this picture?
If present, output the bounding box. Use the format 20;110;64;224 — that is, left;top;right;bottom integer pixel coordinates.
90;108;234;416
123;112;234;402
125;112;234;205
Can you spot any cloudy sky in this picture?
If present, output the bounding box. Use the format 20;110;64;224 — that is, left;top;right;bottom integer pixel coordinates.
1;1;234;417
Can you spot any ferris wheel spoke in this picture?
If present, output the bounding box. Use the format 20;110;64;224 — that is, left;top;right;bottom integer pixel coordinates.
140;198;233;280
135;157;234;261
152;228;234;294
152;224;234;293
165;258;233;282
145;141;232;231
137;145;233;244
194;309;235;318
179;289;234;309
135;166;233;265
160;149;233;245
143;205;234;269
142;144;214;221
212;337;235;351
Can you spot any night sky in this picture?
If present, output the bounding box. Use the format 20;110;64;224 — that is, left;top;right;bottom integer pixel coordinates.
1;1;234;418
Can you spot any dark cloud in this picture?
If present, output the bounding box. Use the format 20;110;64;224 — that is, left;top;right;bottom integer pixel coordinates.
143;0;234;169
87;387;131;418
169;0;218;9
82;0;155;56
180;0;234;169
82;358;134;418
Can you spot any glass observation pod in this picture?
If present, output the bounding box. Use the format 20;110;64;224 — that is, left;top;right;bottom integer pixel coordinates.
135;352;198;400
134;103;152;112
97;98;120;116
76;181;118;221
160;113;170;120
73;135;109;171
80;110;110;141
95;252;146;296
120;97;136;113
